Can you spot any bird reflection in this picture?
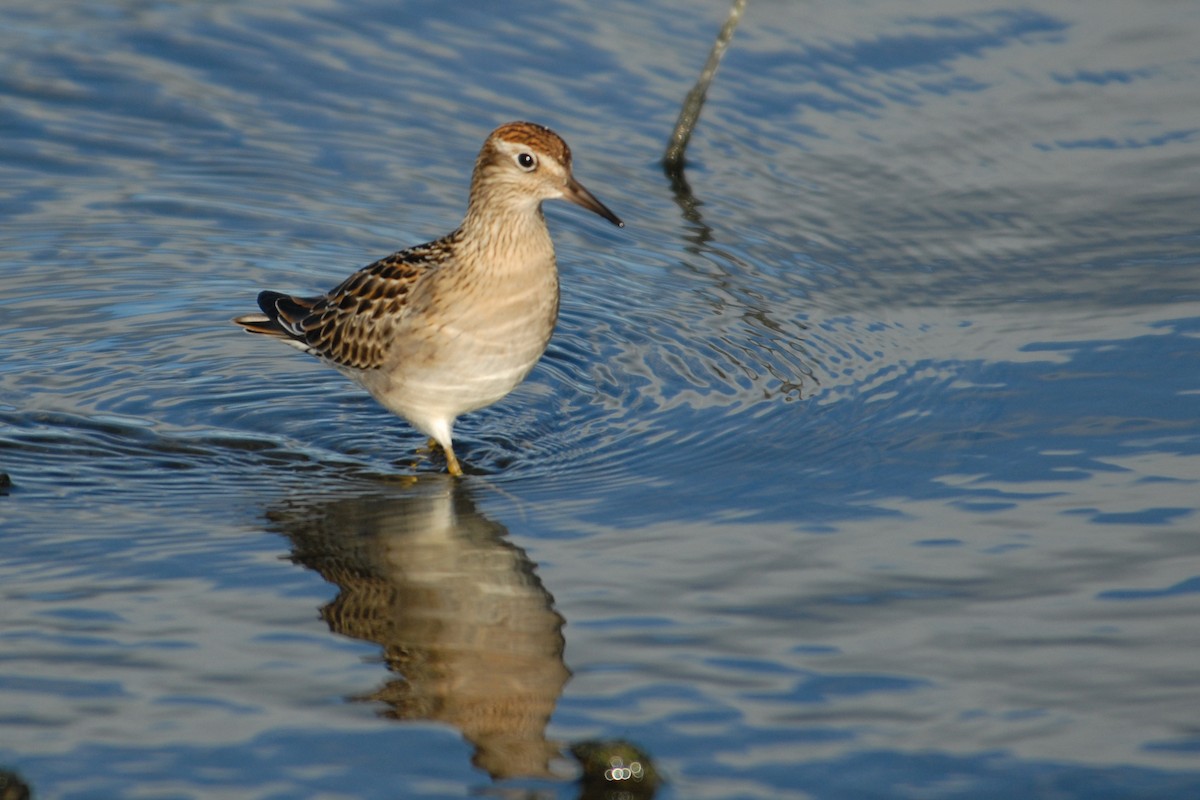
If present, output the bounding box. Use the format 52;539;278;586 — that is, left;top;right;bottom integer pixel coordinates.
269;478;569;780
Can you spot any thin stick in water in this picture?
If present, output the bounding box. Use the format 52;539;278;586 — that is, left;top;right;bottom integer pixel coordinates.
662;0;748;176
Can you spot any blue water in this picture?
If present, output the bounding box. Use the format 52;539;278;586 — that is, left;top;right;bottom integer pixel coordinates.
2;1;1199;798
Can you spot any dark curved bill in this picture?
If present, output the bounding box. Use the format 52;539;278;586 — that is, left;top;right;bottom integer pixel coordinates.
565;177;624;228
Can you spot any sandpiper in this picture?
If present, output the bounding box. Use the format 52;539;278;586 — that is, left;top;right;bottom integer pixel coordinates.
234;121;623;476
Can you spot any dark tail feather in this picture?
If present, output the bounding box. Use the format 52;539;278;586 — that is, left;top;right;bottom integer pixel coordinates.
233;290;319;339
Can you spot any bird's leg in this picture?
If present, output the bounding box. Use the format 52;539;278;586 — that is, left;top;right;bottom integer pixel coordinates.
441;442;463;477
416;431;462;476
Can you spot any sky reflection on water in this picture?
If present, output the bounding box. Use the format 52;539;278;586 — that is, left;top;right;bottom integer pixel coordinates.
1;0;1199;797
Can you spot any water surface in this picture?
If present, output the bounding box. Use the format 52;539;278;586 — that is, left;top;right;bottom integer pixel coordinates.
2;0;1199;797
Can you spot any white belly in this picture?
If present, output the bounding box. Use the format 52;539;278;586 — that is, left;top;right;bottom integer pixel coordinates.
354;271;559;437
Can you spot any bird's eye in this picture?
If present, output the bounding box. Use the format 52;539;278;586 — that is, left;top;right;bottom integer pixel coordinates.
516;152;537;171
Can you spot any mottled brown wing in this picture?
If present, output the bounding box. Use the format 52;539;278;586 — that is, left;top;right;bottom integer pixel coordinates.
272;245;438;370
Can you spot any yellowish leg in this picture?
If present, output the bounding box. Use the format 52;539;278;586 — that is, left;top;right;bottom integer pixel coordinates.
442;442;463;477
412;437;462;476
